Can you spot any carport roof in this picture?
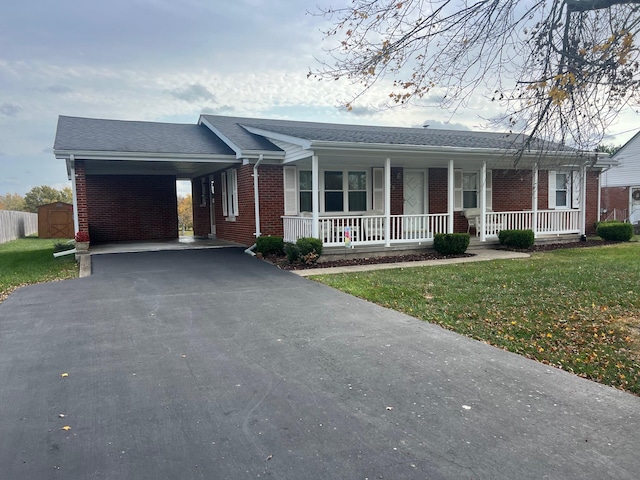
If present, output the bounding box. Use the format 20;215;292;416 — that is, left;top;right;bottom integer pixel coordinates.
54;116;237;156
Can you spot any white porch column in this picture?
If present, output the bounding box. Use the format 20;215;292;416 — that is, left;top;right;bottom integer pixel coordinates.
480;161;487;242
532;162;539;238
384;157;391;247
580;161;587;236
447;159;455;233
312;154;319;238
69;155;79;234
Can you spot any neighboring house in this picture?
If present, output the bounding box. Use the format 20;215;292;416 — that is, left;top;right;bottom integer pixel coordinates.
53;114;614;250
600;131;640;225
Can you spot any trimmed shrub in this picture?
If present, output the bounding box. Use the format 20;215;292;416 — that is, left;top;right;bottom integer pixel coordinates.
296;237;323;264
597;221;633;242
498;229;535;249
284;242;300;263
255;235;284;256
433;233;470;255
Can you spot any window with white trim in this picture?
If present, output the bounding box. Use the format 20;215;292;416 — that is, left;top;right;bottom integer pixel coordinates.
548;170;577;209
299;170;312;212
220;168;239;219
323;170;368;213
463;172;478;209
454;169;492;210
555;173;568;208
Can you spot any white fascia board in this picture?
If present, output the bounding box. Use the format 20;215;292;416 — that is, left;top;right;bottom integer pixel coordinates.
241;125;312;150
54;149;239;163
198;116;243;158
310;142;585;164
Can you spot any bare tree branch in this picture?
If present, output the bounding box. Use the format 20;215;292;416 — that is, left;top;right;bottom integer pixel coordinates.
310;0;640;158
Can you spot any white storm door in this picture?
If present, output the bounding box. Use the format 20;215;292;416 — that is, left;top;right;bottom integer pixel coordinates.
403;170;427;235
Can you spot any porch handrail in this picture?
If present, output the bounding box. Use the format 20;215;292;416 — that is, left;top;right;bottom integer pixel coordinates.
284;209;581;246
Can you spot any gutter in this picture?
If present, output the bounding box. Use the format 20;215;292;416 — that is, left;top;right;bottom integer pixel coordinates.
245;154;265;257
253;154;264;239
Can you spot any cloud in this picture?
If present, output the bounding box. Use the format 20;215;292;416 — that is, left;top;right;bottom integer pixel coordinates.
346;105;379;117
0;103;21;117
45;85;73;94
168;84;217;103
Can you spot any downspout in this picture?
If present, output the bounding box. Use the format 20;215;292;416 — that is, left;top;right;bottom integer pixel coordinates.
69;155;79;234
245;154;264;256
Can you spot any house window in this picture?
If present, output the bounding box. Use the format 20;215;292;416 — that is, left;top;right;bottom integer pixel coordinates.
348;171;367;211
220;168;239;219
324;171;344;212
323;170;368;213
463;172;478;209
555;173;568;208
299;170;312;212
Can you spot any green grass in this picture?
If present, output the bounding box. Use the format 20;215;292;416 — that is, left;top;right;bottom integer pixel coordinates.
0;238;79;303
313;242;640;395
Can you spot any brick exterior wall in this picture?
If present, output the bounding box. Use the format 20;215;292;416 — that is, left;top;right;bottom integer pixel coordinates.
257;165;285;237
192;177;211;238
601;186;629;220
585;171;599;234
212;166;258;246
390;167;403;215
428;168;448;214
85;174;177;243
193;164;602;245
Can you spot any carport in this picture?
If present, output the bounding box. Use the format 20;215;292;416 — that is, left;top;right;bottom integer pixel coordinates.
53;116;240;244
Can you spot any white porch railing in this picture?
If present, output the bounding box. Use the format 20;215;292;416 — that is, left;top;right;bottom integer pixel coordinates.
283;213;449;246
284;209;582;246
484;210;581;237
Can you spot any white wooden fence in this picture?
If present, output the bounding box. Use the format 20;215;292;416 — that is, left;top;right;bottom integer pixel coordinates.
0;210;38;243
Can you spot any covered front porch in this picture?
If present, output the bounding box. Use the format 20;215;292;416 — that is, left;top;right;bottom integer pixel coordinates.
280;154;590;249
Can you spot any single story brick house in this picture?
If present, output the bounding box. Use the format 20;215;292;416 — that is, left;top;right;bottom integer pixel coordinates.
600;131;640;225
53;114;615;249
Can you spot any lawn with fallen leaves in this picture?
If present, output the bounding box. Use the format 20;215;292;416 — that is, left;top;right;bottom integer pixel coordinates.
313;242;640;395
0;238;78;304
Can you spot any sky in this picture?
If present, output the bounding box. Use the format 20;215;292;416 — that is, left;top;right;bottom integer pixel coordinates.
1;0;639;198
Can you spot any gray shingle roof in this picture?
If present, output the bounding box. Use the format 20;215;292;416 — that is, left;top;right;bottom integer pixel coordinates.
201;114;573;152
54;116;236;156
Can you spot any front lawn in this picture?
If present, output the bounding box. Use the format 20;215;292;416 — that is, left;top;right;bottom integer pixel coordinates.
313;242;640;395
0;238;78;304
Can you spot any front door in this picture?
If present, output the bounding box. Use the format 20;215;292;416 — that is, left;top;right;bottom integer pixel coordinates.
403;170;427;236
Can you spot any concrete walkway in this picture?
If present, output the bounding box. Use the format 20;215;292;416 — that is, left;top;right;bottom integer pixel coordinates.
1;248;638;479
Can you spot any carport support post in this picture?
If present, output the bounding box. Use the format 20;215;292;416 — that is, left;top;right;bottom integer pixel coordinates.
312;154;319;238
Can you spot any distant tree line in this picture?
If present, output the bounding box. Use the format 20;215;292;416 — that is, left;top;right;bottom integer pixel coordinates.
0;186;73;213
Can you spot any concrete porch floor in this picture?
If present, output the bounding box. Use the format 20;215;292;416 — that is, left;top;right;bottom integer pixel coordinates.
88;236;244;255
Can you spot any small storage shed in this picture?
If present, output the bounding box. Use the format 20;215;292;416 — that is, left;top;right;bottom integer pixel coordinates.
37;202;74;239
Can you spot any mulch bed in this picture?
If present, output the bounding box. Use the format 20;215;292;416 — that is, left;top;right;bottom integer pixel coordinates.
263;239;623;271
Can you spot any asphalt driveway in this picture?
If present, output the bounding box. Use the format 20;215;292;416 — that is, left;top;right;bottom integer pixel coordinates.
0;248;638;479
